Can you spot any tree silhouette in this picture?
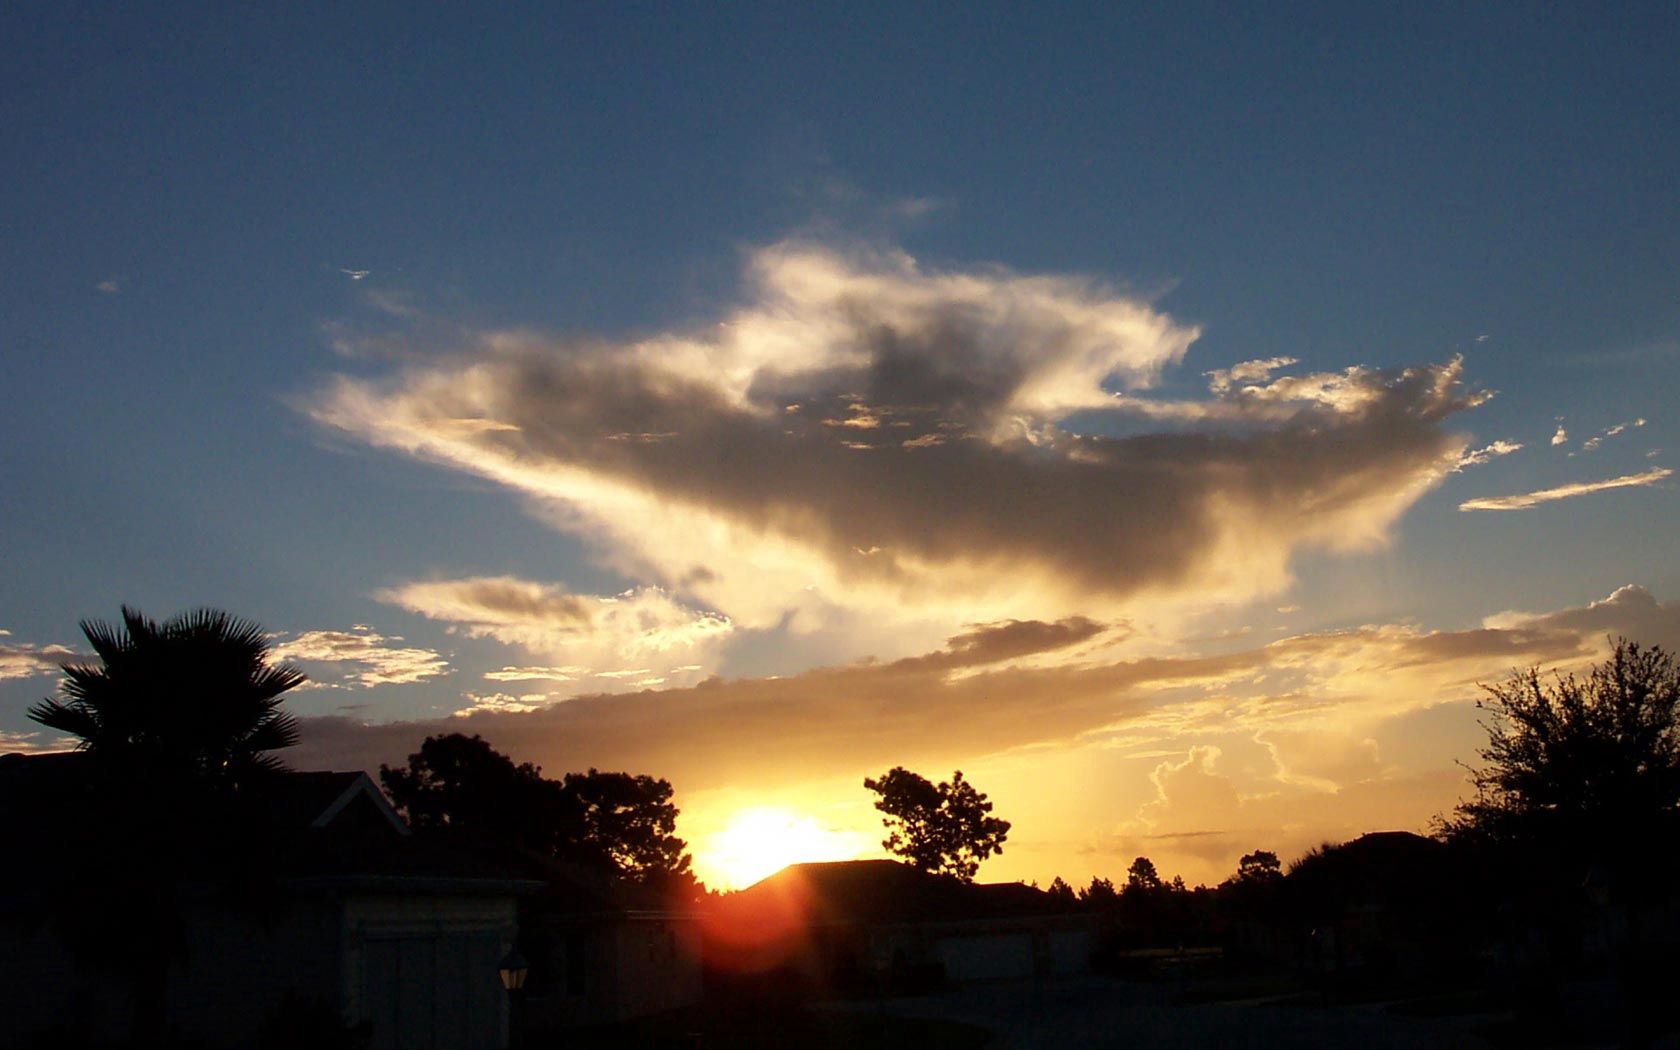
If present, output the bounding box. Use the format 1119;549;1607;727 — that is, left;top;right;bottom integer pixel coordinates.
1440;639;1680;876
863;766;1010;882
1125;855;1162;892
28;606;303;783
25;607;306;1040
1080;876;1119;907
381;733;696;891
563;768;694;891
381;733;576;855
1235;849;1282;884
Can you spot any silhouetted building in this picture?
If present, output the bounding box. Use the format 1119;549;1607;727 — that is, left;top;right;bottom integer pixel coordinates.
706;859;1093;990
0;751;538;1050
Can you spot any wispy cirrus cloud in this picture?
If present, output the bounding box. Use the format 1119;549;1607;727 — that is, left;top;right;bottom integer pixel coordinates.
270;627;450;688
1458;466;1672;511
309;240;1487;646
1455;439;1522;470
1579;417;1646;453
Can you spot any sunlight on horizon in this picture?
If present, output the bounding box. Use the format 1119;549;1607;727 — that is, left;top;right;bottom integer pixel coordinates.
693;806;873;891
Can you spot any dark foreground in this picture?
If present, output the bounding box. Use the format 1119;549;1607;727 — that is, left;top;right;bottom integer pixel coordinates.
565;972;1680;1050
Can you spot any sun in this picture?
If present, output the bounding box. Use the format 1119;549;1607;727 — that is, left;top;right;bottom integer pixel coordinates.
694;806;869;891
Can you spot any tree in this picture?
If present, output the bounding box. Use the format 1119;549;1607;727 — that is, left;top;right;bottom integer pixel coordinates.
1125;855;1161;893
380;733;576;855
563;768;694;890
1235;849;1282;884
25;607;306;1040
28;606;304;784
1079;876;1119;907
863;766;1011;882
381;734;696;890
1046;876;1077;907
1440;639;1680;877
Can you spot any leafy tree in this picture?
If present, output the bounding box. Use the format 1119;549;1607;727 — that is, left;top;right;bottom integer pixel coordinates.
1235;849;1283;884
863;766;1011;882
563;768;694;890
381;734;695;890
29;606;303;784
380;733;576;855
1440;639;1680;878
1125;855;1161;893
1079;876;1119;907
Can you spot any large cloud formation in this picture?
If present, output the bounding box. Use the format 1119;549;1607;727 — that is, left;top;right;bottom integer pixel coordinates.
310;242;1485;638
293;586;1680;798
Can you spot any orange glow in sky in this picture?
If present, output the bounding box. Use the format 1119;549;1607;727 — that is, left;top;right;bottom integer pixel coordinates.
692;806;872;891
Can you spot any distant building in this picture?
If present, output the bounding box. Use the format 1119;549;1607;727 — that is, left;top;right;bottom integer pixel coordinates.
706;859;1094;990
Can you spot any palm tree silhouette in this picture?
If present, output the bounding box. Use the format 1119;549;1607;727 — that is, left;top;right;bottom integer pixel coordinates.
29;606;304;782
26;607;306;1041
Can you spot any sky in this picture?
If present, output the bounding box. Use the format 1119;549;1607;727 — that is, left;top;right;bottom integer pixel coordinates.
3;4;1678;890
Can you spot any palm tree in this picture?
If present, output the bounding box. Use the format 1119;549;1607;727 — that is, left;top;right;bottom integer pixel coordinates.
26;607;306;1041
29;606;304;782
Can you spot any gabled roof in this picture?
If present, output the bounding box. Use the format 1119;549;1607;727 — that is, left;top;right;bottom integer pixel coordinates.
0;753;407;836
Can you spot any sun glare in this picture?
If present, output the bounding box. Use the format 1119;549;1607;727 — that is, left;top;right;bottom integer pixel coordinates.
696;807;869;891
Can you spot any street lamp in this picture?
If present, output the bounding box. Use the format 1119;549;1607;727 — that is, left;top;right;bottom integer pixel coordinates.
498;948;529;992
499;948;529;1050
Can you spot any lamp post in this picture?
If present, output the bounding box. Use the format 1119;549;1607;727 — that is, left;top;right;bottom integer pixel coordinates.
499;947;529;1050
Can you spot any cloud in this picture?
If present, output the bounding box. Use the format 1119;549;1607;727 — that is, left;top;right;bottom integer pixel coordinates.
95;279;120;295
378;576;732;692
0;637;79;682
1579;417;1646;453
1458;466;1671;511
309;241;1486;638
291;586;1680;799
0;730;65;754
1551;425;1568;446
1454;439;1522;470
270;627;450;688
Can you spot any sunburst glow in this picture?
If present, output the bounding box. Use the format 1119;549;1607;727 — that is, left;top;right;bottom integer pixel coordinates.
694;807;871;891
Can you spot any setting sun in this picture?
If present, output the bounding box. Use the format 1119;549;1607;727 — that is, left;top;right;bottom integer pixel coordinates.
694;807;872;891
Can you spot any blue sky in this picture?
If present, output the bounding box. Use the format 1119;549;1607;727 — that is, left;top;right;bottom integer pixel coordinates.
3;5;1677;887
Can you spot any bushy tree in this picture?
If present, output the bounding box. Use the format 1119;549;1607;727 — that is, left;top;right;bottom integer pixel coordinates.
1440;639;1680;878
1080;876;1119;907
380;733;575;855
380;733;695;890
1235;849;1283;884
563;768;694;890
863;766;1011;882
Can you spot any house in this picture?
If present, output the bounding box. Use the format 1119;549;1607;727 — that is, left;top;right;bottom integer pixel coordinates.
509;858;703;1033
705;859;1094;991
0;751;541;1050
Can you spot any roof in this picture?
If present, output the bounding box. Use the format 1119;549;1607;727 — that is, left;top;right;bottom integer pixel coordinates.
0;751;537;903
723;859;1063;926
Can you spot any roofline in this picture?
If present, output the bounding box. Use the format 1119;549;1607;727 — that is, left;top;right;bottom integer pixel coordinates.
311;771;411;836
284;875;546;896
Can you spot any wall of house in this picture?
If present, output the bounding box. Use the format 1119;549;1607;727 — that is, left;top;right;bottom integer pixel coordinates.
343;892;519;1050
934;931;1037;982
606;917;704;1020
167;896;344;1046
523;915;702;1031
